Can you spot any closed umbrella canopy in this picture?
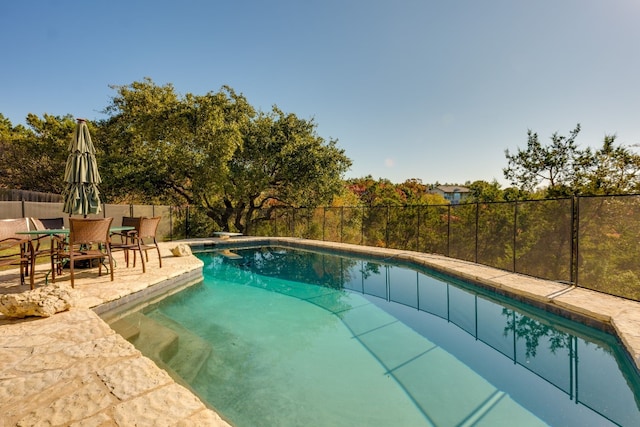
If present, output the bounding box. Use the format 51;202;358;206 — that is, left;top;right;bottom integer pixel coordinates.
62;118;102;216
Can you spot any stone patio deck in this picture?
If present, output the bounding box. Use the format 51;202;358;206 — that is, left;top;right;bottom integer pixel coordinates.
0;241;231;427
1;237;639;426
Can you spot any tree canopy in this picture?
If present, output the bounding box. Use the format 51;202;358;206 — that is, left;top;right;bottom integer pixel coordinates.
503;125;582;196
97;79;252;206
0;113;74;193
96;78;351;232
346;176;446;206
4;81;640;231
504;124;640;196
220;107;351;231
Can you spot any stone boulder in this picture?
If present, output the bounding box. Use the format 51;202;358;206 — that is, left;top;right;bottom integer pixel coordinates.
170;244;192;257
0;283;75;318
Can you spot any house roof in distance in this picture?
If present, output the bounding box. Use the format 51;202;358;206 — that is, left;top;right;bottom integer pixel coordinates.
433;185;470;193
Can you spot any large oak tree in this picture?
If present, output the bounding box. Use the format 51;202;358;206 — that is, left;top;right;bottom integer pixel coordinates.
98;78;351;232
222;107;351;233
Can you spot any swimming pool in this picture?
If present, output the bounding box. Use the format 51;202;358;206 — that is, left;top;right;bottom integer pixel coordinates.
110;246;640;426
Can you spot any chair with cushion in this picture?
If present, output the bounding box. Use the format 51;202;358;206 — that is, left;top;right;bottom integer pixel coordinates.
0;218;34;288
52;217;114;288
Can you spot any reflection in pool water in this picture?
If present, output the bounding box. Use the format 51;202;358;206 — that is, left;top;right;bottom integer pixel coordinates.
110;247;640;427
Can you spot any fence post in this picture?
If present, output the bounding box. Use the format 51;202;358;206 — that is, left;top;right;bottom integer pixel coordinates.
185;205;190;239
447;205;451;257
340;207;344;243
513;201;518;273
361;206;365;246
572;196;579;285
275;208;279;237
475;203;479;263
386;206;390;248
416;205;421;251
322;207;326;241
170;206;174;241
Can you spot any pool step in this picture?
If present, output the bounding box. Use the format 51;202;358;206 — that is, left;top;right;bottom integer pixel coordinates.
110;311;212;385
144;311;213;384
109;315;141;342
220;249;243;260
112;312;180;363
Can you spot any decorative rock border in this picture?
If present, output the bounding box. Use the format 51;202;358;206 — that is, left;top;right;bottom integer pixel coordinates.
0;283;75;318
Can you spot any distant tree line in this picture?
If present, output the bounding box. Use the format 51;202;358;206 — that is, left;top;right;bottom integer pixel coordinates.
2;78;640;232
343;124;640;206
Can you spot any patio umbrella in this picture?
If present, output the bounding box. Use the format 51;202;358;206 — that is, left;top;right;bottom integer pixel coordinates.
62;118;102;216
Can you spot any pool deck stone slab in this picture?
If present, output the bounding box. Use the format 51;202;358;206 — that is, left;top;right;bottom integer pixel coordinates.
0;242;232;427
0;236;639;425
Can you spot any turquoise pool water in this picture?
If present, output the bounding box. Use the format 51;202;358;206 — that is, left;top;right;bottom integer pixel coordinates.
111;247;640;426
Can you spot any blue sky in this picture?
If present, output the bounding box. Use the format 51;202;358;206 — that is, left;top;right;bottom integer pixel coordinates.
2;0;639;186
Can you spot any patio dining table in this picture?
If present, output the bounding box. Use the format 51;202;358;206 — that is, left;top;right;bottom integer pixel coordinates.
17;226;135;237
17;226;136;284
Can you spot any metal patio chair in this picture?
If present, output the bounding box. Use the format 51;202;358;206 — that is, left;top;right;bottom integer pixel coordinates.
0;218;34;288
29;217;66;277
131;216;163;273
110;216;144;270
52;217;114;288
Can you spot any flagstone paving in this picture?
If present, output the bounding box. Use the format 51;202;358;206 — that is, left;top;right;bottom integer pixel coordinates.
1;237;639;426
0;242;231;427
